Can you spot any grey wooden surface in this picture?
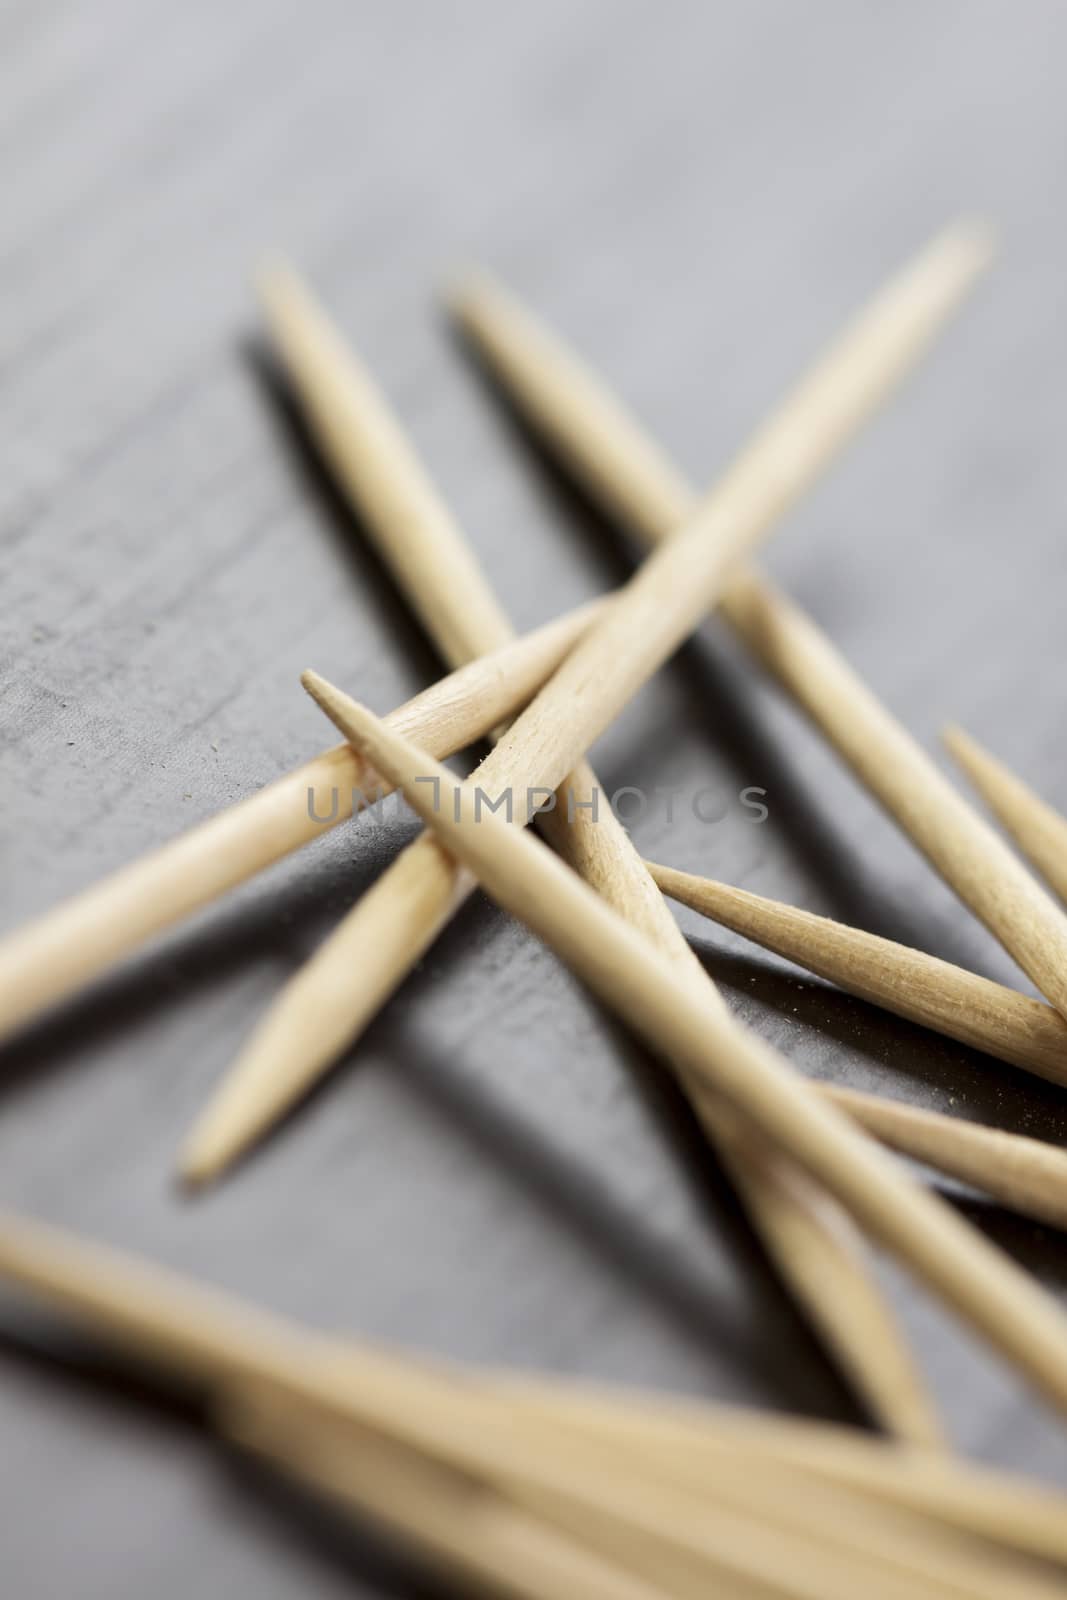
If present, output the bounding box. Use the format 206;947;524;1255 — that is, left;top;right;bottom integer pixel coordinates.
3;0;1067;1592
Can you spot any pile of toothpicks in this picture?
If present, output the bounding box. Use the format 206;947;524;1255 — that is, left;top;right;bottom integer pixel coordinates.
4;222;1067;1597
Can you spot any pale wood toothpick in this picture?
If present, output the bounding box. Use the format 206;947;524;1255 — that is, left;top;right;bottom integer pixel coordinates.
0;1211;1061;1599
648;865;1067;1227
253;1379;1061;1600
821;1087;1067;1230
259;261;516;664
237;1392;1046;1600
945;726;1067;908
210;260;944;1445
302;675;1067;1421
233;1395;910;1600
183;226;984;1197
0;1214;688;1600
236;1424;659;1600
0;1212;713;1600
0;598;602;1045
449;234;1067;1030
647;863;1067;1088
489;1370;1067;1571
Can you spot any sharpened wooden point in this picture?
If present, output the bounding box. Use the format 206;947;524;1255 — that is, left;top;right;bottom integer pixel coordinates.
945;725;1067;908
302;672;1067;1421
452;221;996;312
645;863;1067;1228
258;255;516;668
180;1077;272;1190
645;863;1067;1089
303;671;354;724
448;220;994;538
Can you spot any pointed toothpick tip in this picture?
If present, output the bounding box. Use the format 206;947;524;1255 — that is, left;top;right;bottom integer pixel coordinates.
443;264;506;327
254;253;294;301
300;670;367;744
942;721;973;752
175;1044;313;1194
918;218;996;294
175;1164;211;1196
941;722;987;777
174;1127;229;1193
300;667;342;719
176;1035;304;1191
946;215;997;269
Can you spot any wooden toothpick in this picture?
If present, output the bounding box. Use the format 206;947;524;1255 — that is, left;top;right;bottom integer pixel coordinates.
233;1394;914;1600
230;1408;686;1600
821;1086;1067;1229
648;866;1067;1226
0;1212;726;1600
646;864;1067;1087
0;1210;1061;1599
450;234;1067;1030
945;726;1067;907
302;673;1067;1421
491;1372;1067;1571
0;598;602;1045
259;262;516;665
0;1213;694;1600
216;261;943;1445
646;870;1067;1216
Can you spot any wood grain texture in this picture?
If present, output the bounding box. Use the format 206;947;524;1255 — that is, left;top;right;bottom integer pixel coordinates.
5;3;1067;1594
